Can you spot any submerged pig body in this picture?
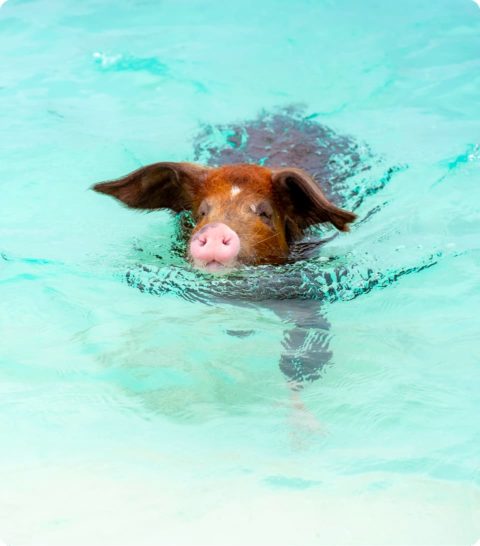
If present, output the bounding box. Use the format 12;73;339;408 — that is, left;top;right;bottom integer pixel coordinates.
93;162;356;271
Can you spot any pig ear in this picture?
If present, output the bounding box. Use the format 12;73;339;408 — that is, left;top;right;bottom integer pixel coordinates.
272;168;356;240
92;162;208;212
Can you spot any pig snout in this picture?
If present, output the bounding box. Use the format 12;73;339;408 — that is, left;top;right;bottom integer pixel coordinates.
189;223;241;271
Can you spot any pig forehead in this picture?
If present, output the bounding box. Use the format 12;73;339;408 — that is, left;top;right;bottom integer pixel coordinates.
203;165;273;194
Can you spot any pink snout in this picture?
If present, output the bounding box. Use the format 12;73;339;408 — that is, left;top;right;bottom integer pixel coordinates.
189;222;241;271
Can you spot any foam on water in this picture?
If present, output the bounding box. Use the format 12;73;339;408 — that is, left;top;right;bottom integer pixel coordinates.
1;0;480;544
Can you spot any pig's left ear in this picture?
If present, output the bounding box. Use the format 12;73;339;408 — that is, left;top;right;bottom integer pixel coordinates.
272;168;356;239
92;162;208;212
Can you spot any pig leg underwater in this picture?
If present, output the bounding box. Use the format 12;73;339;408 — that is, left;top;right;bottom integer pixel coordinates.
265;299;332;386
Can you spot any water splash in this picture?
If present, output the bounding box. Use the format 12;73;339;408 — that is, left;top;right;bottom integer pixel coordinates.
93;52;169;76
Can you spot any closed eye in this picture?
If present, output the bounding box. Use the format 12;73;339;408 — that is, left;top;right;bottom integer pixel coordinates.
251;201;274;224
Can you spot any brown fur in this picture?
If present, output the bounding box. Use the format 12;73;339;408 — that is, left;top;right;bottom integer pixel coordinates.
93;162;356;266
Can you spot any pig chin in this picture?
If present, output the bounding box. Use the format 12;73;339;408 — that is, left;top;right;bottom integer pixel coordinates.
193;259;237;274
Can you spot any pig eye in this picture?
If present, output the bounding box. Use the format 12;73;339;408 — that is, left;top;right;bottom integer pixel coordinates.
252;201;273;225
197;200;211;219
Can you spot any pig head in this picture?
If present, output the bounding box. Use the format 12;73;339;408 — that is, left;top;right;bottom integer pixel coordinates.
93;162;356;272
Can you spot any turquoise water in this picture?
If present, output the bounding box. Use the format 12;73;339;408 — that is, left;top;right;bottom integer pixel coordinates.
1;0;480;544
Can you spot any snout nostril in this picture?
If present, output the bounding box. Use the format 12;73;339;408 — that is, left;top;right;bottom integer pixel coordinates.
190;223;240;269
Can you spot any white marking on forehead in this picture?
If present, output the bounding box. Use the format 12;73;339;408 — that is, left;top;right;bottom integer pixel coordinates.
230;185;242;197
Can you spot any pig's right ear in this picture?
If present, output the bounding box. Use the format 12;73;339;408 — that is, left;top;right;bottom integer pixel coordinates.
92;162;208;212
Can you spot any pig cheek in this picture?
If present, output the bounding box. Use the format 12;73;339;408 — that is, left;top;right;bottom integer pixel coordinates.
255;235;287;263
236;220;281;264
253;219;289;263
